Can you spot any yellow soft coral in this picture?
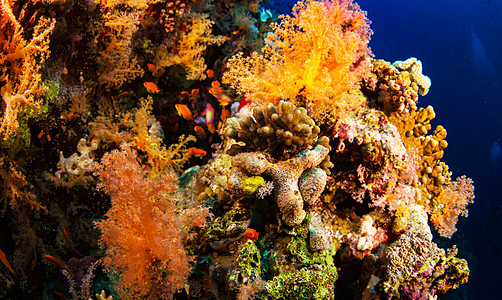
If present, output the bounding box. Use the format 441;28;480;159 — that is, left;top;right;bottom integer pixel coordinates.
97;11;144;89
223;0;373;123
155;13;226;80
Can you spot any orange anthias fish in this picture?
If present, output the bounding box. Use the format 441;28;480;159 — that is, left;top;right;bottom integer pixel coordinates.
44;254;70;272
203;103;215;124
144;82;161;94
0;248;16;276
220;108;230;122
188;147;207;158
62;226;82;256
194;125;206;140
209;81;232;106
207;122;216;134
206;69;214;78
147;63;158;75
53;291;71;299
175;104;193;120
242;228;259;242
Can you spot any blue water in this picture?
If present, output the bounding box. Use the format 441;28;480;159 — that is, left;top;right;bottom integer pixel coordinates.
358;1;502;298
265;0;502;298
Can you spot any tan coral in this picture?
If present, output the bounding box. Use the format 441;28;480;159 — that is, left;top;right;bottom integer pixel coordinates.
393;57;431;96
228;142;330;226
226;100;322;160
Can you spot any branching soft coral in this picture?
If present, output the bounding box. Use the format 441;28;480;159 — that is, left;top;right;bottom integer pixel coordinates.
155;13;226;80
89;97;195;174
95;144;209;299
431;176;475;238
223;0;373;123
0;12;55;138
97;11;144;89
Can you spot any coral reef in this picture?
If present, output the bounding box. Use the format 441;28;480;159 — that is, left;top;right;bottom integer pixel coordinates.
0;0;474;299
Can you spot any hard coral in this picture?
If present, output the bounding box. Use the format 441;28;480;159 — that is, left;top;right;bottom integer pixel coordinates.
228;140;330;226
380;231;469;299
223;0;373;123
226;100;322;160
393;57;431;96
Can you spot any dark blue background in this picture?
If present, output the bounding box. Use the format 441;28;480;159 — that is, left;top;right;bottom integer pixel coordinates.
358;1;502;298
263;0;502;298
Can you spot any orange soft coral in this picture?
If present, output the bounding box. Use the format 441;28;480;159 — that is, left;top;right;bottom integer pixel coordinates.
96;11;144;89
0;12;55;138
155;13;226;80
223;0;373;123
430;176;475;238
94;144;209;299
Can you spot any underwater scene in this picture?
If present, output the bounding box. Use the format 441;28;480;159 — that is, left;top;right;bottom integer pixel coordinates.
0;0;499;299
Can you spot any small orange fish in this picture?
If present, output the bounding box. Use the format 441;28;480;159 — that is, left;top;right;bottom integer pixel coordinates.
181;91;190;98
217;93;232;107
44;254;70;272
209;81;222;95
207;122;216;134
0;248;16;276
144;82;160;94
194;125;206;140
175;104;193;120
62;226;82;256
191;89;199;98
220;108;230;122
188;147;207;157
53;291;71;300
118;91;130;97
206;69;214;78
147;63;158;74
242;228;259;242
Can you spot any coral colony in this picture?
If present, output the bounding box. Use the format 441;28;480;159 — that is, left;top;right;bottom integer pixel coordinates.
0;0;474;299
